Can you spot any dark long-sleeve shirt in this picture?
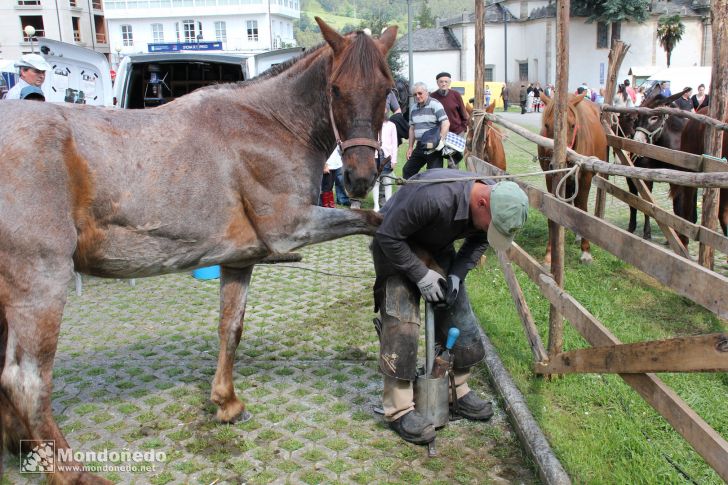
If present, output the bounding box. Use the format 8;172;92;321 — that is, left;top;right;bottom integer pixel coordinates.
430;89;469;135
375;169;489;283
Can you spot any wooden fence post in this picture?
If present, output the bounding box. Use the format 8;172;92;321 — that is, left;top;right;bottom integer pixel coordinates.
547;0;570;361
595;41;629;218
699;1;728;269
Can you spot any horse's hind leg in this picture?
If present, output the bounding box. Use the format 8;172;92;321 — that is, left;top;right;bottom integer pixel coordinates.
211;265;254;423
576;171;593;264
0;265;108;484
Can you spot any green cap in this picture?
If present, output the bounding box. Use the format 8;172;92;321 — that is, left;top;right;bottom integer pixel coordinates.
487;181;529;252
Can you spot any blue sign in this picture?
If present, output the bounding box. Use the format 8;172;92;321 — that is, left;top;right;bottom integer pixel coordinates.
148;42;223;53
599;62;605;85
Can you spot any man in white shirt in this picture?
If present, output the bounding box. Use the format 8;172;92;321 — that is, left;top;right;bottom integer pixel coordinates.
3;54;51;100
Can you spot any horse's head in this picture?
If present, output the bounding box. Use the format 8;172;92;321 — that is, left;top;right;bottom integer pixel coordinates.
317;17;397;198
632;89;686;146
540;92;585;150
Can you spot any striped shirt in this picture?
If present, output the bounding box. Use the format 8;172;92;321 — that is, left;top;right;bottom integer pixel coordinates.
409;96;448;141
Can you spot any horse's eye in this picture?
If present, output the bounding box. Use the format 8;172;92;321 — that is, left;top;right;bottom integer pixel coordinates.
649;115;660;124
331;85;341;98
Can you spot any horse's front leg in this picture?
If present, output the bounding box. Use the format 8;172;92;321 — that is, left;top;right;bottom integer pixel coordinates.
273;206;382;253
211;265;253;423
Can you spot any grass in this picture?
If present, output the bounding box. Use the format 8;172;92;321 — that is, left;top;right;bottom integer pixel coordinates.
390;115;727;483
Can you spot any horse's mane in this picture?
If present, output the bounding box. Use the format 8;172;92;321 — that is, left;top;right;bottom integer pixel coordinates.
332;31;392;84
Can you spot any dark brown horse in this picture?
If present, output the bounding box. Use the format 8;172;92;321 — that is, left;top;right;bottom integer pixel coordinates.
0;19;396;484
538;93;608;264
464;100;507;171
623;91;690;241
679;107;728;244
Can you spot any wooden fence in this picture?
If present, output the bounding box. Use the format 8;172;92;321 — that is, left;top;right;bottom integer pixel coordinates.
467;101;728;479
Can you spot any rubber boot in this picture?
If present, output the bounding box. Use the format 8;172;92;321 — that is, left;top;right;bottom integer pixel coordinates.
322;191;335;208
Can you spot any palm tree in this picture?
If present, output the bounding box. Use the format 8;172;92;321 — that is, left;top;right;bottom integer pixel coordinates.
656;14;685;68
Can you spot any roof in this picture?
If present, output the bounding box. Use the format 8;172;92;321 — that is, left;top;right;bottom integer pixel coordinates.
393;27;461;53
628;66;661;78
440;0;706;26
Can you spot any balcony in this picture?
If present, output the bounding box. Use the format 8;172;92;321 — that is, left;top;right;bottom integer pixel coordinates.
92;0;102;8
22;30;45;41
96;32;107;43
16;0;42;7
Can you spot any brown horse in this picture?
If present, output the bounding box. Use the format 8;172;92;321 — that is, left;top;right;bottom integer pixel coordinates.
679;107;728;245
537;92;607;264
464;100;507;171
0;19;396;484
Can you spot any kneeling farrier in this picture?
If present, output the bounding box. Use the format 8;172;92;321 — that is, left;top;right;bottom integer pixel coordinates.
371;169;528;444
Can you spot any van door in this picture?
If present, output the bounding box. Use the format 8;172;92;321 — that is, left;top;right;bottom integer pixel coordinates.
37;38;113;107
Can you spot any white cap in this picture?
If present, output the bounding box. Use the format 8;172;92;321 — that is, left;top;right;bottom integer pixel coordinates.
15;54;51;72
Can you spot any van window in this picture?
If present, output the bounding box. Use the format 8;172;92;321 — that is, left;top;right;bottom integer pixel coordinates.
122;60;244;109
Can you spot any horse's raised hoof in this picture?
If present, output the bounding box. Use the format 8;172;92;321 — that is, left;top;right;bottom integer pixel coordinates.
215;397;247;423
580;252;593;265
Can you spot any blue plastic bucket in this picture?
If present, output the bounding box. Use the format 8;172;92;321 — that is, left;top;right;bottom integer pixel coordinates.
192;265;221;280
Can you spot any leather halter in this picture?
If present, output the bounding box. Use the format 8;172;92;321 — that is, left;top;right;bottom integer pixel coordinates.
634;115;667;144
328;101;381;154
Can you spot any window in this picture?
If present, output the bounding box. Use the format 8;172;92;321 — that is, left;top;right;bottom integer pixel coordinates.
518;61;528;82
485;66;494;82
215;21;226;43
20;16;45;39
72;16;81;42
121;24;133;46
597;21;608;48
69;0;77;6
151;23;163;43
17;0;41;6
183;19;195;42
247;20;258;41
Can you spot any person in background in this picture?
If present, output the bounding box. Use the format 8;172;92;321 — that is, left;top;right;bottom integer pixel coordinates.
19;85;46;101
675;87;694;111
624;79;636;104
660;81;672;97
484;85;492;106
3;54;51;100
532;82;542;113
519;84;528;114
372;110;398;212
501;86;509;111
691;84;709;111
614;84;632;108
386;88;402;115
323;148;350;207
402;82;450;179
430;72;469;168
635;85;646;106
371;170;529;444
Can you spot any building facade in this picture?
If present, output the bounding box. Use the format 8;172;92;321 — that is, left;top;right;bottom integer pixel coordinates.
104;0;299;60
0;0;110;59
395;0;712;93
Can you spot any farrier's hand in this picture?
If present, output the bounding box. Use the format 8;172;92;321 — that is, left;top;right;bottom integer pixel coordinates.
406;146;414;159
444;274;460;307
435;139;445;152
417;269;446;303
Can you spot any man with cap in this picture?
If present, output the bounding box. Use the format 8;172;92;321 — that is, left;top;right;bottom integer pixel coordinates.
371;168;529;444
430;72;469;168
402;81;450;179
4;53;51;100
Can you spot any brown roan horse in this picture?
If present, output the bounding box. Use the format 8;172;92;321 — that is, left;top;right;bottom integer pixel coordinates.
464;100;507;171
537;92;608;264
0;18;396;484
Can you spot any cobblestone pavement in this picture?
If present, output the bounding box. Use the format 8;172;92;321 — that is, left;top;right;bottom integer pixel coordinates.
2;236;537;485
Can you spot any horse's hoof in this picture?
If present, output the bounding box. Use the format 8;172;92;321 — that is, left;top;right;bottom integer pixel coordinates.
215;399;247;423
580;253;593;265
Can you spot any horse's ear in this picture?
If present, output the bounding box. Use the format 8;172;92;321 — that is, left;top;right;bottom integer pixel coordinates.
377;26;398;55
486;100;496;113
540;92;551;106
571;93;587;105
316;16;346;55
662;89;688;107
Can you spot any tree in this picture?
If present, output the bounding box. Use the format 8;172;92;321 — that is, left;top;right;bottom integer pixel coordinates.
571;0;650;24
416;0;436;29
656;14;685;67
